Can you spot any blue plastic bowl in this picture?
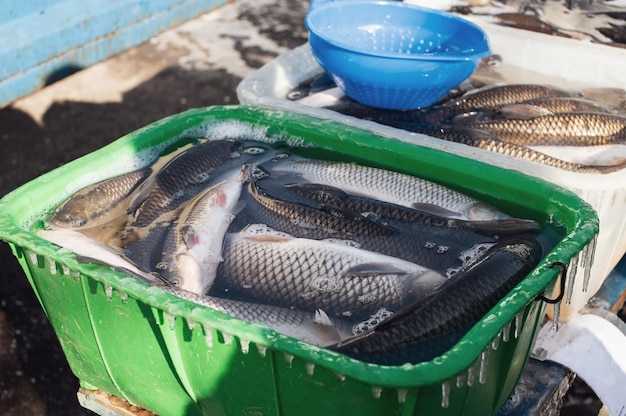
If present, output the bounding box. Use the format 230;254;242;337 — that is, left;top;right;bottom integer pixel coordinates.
305;1;492;110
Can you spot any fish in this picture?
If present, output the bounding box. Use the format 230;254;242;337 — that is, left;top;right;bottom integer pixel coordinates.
163;286;354;347
156;167;247;294
242;171;491;272
329;235;543;365
35;228;162;285
47;168;152;229
494;12;563;35
280;182;541;239
527;144;626;167
422;84;571;123
412;123;607;173
216;224;448;319
467;112;626;146
127;140;243;227
267;157;510;221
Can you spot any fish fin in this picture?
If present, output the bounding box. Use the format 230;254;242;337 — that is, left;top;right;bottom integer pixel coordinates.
500;103;554;119
344;262;410;277
127;175;156;214
314;309;334;326
411;203;464;219
181;225;199;250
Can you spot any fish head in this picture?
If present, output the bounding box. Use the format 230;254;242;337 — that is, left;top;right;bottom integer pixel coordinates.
165;253;206;295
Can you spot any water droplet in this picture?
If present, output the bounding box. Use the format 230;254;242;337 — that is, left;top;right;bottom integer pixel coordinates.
203;324;213;348
61;265;70;276
397;388;408;404
119;292;128;304
582;237;597;292
441;381;450;408
437;245;449;254
514;312;524;339
371;386;383;399
284;353;294;367
467;365;476;386
479;350;488;384
305;362;315;376
47;257;57;275
334;372;346;382
239;338;250;354
256;344;267;357
566;256;578;303
222;332;233;345
187;319;196;331
73;271;80;281
28;251;38;266
491;332;501;351
357;293;377;304
104;284;113;302
166;313;176;330
456;374;466;388
502;321;512;342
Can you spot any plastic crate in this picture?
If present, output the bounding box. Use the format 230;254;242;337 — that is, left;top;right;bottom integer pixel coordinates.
0;106;597;416
236;21;626;322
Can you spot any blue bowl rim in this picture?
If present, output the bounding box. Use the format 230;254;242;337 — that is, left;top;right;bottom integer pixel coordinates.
305;0;492;62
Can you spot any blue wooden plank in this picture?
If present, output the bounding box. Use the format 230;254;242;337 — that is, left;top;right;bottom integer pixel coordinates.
0;0;228;107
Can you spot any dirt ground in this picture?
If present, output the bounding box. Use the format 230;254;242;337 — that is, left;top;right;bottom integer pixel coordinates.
0;0;606;414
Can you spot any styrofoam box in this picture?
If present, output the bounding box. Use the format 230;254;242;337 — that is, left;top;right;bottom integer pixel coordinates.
236;20;626;321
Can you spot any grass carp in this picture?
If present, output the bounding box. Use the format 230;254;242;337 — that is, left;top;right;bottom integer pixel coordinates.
267;157;510;221
216;224;448;319
329;235;543;365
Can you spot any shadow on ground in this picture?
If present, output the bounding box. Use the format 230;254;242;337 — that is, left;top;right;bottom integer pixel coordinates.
0;65;243;416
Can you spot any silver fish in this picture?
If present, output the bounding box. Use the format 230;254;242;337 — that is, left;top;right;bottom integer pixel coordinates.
216;224;448;320
47;168;152;229
330;235;543;365
157;167;247;294
267;157;510;220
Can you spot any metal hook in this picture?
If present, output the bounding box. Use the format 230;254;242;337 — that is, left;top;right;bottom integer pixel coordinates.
536;261;568;304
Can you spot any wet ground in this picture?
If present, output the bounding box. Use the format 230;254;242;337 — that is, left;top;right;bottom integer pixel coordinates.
0;0;608;414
